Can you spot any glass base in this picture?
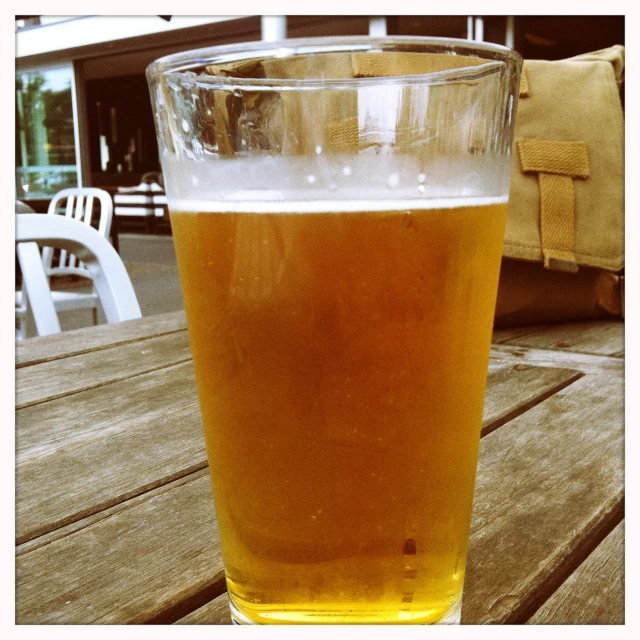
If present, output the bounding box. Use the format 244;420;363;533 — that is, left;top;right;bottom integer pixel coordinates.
229;593;462;625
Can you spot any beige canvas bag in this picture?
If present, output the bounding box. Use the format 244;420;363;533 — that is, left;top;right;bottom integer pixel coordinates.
495;45;625;326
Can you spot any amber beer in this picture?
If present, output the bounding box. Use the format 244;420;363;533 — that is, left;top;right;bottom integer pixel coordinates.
170;197;507;624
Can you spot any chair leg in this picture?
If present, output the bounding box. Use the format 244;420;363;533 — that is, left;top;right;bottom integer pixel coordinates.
16;316;26;340
92;307;98;326
16;290;28;340
111;216;120;253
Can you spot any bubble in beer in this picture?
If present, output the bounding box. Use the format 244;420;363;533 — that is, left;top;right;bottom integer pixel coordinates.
418;173;426;183
181;119;190;133
315;145;323;155
342;166;352;176
387;173;400;189
307;174;317;185
403;538;417;555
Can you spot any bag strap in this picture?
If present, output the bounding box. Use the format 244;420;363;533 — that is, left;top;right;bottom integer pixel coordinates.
516;139;590;273
327;116;359;150
519;68;530;97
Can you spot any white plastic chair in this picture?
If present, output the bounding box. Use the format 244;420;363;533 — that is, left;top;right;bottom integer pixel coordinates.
15;203;36;339
15;199;35;213
15;188;114;339
16;214;141;338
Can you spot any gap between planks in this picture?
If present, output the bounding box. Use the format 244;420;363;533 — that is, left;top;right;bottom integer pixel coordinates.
16;327;189;370
526;519;624;624
16;464;210;553
15;310;188;368
16;332;193;410
146;574;229;625
17;355;194;411
482;370;583;437
505;497;624;624
174;592;231;625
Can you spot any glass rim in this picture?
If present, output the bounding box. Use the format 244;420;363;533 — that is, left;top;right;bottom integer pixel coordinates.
146;35;522;89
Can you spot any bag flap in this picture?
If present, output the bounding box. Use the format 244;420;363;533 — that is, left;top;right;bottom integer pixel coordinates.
505;46;624;272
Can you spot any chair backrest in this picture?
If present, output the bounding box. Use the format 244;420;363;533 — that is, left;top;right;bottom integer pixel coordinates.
16;214;141;337
44;187;114;278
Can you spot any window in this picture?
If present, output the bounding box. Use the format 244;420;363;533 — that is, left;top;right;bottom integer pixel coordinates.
16;66;78;200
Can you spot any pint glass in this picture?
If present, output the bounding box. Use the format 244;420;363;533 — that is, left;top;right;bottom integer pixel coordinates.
147;36;521;624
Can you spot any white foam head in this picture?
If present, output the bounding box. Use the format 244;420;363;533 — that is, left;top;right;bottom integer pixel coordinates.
169;195;508;214
162;152;512;213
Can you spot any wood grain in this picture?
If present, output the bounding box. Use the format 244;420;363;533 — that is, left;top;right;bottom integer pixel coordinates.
16;472;227;624
482;363;582;436
16;330;192;409
16;361;206;544
15;352;579;547
461;368;624;624
490;343;623;376
495;320;624;357
16;309;187;368
14;314;624;625
14;358;590;622
174;593;232;625
492;325;550;344
527;520;624;625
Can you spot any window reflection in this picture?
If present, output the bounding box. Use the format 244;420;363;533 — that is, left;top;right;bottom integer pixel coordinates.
16;66;78;200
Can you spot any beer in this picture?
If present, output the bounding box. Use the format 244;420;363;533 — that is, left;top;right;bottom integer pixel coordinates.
170;197;507;624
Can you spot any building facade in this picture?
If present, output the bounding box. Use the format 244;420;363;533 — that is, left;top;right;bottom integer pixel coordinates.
15;15;624;207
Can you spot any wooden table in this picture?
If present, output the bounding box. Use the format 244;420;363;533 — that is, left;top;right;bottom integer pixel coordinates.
15;312;624;624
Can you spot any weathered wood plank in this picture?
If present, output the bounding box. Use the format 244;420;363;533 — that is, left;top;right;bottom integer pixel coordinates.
16;358;198;460
527;520;624;625
461;369;624;624
174;593;232;625
492;325;550;344
16;330;192;409
172;369;622;624
16;361;206;544
482;363;582;436
16;310;187;368
490;343;623;376
496;320;624;357
16;470;206;557
16;364;623;625
15;311;622;626
15;354;579;547
16;472;227;624
15;359;590;623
